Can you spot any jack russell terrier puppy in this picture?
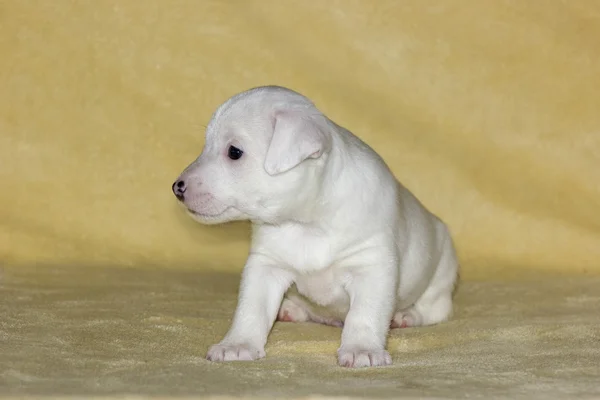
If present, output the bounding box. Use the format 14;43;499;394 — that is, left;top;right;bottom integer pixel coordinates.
172;85;459;368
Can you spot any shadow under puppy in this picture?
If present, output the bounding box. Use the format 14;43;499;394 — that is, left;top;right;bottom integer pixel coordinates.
172;85;459;368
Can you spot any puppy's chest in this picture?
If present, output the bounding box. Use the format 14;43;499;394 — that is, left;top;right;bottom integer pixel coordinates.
257;225;351;311
294;269;348;309
260;225;336;272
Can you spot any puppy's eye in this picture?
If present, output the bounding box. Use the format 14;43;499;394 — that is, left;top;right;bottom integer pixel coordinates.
227;145;244;160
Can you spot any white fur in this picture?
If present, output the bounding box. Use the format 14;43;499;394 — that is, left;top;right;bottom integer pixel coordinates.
173;86;459;368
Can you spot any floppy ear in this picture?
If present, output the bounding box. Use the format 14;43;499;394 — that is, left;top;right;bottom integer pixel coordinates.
264;111;330;176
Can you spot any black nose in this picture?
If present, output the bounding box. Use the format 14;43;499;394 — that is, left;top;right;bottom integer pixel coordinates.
172;180;186;201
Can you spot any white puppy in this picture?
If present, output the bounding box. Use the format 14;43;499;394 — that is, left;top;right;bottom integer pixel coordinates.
172;86;459;368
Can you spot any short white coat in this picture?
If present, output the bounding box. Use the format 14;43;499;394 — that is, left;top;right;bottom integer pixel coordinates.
174;86;459;368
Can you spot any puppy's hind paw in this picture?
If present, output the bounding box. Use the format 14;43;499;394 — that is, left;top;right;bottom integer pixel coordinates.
337;346;392;368
390;308;423;329
206;343;265;362
277;298;310;323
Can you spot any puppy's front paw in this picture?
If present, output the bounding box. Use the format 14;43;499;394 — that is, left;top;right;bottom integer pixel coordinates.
337;346;392;368
206;343;266;362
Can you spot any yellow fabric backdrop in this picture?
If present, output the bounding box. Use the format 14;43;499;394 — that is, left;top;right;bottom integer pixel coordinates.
1;1;599;277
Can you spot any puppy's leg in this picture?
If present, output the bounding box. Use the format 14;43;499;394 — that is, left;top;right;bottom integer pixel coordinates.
392;236;458;328
337;259;397;368
206;255;294;362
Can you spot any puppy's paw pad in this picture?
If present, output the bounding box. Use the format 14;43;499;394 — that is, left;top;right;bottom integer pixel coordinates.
337;346;392;368
277;310;295;322
390;318;411;329
391;309;422;329
277;299;309;323
206;343;265;362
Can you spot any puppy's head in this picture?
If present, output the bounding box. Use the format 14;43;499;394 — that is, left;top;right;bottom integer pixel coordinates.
172;86;332;225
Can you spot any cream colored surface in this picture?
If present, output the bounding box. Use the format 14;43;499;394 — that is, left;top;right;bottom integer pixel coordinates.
3;266;600;399
1;0;600;398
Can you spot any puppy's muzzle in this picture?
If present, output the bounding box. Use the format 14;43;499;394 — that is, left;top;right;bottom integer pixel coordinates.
172;179;186;201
